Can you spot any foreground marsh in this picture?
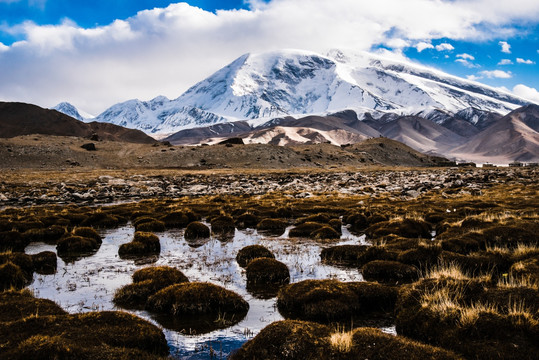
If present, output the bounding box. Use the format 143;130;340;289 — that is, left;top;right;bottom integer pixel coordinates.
0;167;537;359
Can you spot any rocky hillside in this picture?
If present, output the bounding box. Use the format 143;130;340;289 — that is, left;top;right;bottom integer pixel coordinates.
0;102;155;144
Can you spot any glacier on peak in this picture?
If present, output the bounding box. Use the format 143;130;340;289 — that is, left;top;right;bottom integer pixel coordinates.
89;48;531;137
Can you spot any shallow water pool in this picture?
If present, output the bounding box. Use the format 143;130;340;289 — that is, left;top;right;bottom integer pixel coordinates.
26;224;394;359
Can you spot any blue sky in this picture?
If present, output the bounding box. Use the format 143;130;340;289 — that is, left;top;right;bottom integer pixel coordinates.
0;0;538;114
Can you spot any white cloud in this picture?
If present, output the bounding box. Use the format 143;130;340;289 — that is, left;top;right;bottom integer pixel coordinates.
1;0;539;113
0;42;8;52
467;75;481;81
499;41;511;53
384;38;410;49
457;53;475;60
435;43;454;51
498;59;513;65
415;41;434;52
455;58;479;68
513;84;539;103
479;70;512;78
516;58;535;64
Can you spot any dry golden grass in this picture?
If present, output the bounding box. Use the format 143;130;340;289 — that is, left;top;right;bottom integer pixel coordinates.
497;273;538;290
420;287;461;314
329;327;353;353
458;302;498;326
423;262;471;281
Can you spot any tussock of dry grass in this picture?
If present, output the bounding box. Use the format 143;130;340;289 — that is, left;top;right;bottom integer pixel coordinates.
497;273;538;290
329;328;353;353
458;302;498;326
422;262;472;281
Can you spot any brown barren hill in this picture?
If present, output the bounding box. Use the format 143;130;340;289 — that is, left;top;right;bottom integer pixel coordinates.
0;102;155;144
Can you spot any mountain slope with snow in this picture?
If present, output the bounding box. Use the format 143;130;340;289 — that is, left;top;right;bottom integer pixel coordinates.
93;49;530;137
52;102;94;121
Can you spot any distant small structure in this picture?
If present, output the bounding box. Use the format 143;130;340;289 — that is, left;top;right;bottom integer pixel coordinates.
482;163;496;168
509;162;523;167
525;162;538;167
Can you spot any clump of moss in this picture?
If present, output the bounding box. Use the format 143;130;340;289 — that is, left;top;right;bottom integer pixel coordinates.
321;245;394;267
56;235;101;260
295;213;332;225
80;211;120;228
257;218;287;236
184;221;210;240
72;227;101;241
118;231;160;259
160;211;190;229
22;225;66;245
0;261;30;291
134;217;166;232
235;213;259;230
0;289;66;322
277;279;397;323
0;231;28;252
0;311;169;359
230;320;332;360
246;258;290;285
231;321;461;360
236;245;275;268
366;218;431;239
397;245;442;269
346;327;462;360
147;282;249;316
289;222;325;238
114;266;188;309
361;260;419;284
395;267;539;360
311;226;341;240
30;251;57;275
211;215;236;236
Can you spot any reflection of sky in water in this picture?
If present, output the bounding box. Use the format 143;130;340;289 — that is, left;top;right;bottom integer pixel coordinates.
26;223;394;359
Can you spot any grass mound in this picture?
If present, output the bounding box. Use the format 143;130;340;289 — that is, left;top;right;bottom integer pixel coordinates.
30;251;57;275
257;218;287;236
277;279;397;323
246;258;290;285
361;260;419;284
0;231;28;252
56;235;101;260
0;311;169;359
114;266;188;309
230;320;461;360
321;245;393;267
0;289;66;322
366;218;431;239
236;245;275;268
118;231;160;259
395;265;539;360
184;221;210;240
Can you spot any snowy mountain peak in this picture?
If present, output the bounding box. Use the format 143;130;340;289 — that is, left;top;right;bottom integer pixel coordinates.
92;48;533;137
52;102;93;121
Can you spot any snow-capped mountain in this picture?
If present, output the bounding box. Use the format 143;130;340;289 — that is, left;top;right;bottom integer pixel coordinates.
52;102;94;121
93;49;531;137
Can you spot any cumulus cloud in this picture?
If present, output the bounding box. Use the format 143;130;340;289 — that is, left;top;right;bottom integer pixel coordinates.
1;0;539;113
516;58;535;64
513;84;539;103
457;53;475;60
498;59;513;65
455;58;479;68
467;75;481;81
414;42;434;52
499;41;511;53
435;43;454;51
480;70;512;78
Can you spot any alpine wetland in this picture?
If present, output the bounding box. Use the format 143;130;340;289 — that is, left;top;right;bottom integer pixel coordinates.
1;1;538;359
